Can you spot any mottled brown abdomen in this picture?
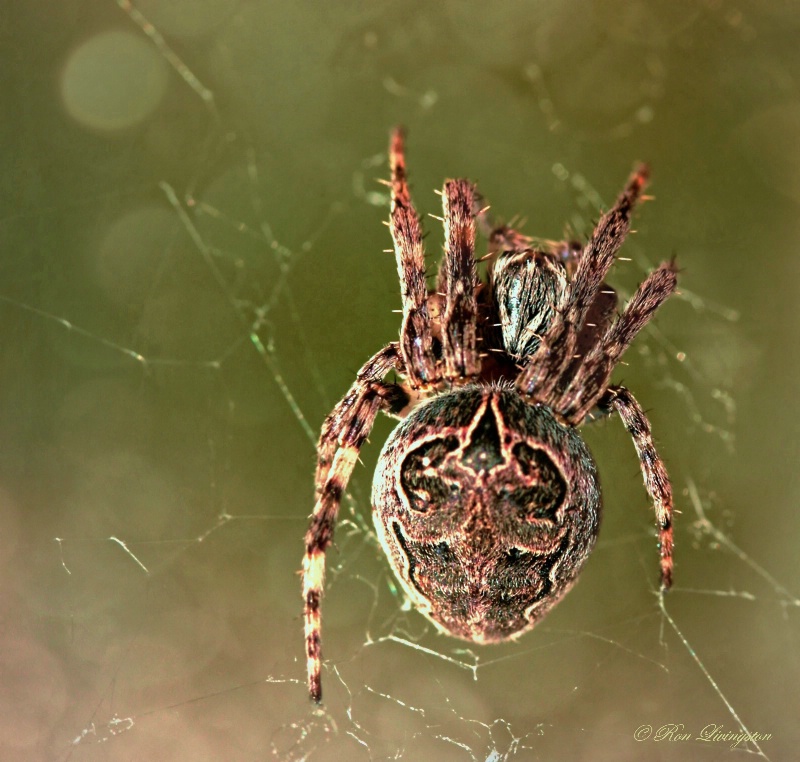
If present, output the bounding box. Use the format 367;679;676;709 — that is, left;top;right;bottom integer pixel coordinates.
371;385;601;642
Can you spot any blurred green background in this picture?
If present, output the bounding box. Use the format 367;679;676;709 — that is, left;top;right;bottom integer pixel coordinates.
1;2;797;760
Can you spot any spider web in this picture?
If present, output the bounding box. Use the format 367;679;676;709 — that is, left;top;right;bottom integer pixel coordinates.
1;2;797;760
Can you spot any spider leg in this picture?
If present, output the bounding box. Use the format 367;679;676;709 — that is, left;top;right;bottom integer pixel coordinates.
601;385;674;589
389;128;439;388
315;344;406;493
488;235;614;361
516;165;649;402
304;345;408;703
560;259;678;423
440;178;480;379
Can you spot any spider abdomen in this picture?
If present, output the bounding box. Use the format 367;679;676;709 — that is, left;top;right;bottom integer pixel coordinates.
372;385;602;642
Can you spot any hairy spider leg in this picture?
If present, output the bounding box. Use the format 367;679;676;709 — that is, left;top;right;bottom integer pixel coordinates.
517;165;650;404
600;385;674;590
440;179;480;379
314;344;406;492
303;345;407;703
472;200;618;369
470;178;642;374
389;128;439;388
560;259;678;423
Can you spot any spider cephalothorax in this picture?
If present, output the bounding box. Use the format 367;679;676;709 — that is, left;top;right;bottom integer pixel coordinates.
302;128;677;703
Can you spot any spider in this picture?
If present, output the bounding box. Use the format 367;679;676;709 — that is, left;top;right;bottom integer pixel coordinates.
302;128;677;703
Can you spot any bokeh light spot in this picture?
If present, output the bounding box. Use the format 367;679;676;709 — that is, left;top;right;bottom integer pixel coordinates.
61;30;168;132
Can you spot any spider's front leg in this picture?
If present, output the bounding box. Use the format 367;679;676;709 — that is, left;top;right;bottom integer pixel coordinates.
389;128;439;387
560;259;678;422
601;384;674;589
304;345;408;703
439;178;480;379
517;165;649;402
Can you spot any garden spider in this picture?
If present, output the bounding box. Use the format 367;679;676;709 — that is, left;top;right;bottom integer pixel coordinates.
302;128;677;703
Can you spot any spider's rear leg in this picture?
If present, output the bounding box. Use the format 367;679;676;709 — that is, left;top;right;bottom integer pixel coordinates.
517;165;649;403
600;385;674;589
439;179;480;379
389;128;440;388
304;345;408;703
